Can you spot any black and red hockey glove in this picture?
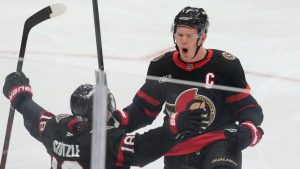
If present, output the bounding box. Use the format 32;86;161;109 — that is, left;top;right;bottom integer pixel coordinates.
107;109;129;128
3;72;32;109
224;121;264;150
165;108;210;139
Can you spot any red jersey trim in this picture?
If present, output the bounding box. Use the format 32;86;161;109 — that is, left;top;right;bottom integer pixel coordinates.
137;90;161;106
238;104;258;112
225;85;251;103
116;110;129;126
38;111;54;139
172;49;213;72
116;137;125;166
165;131;225;156
144;108;159;118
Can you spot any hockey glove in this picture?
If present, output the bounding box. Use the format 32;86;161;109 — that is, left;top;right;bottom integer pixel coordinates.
106;90;117;127
107;109;128;128
165;108;210;139
107;89;116;114
224;121;264;150
3;72;32;109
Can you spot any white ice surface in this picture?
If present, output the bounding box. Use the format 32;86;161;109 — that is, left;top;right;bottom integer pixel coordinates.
1;0;300;169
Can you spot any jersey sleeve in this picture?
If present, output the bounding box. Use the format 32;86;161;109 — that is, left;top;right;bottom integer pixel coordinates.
109;126;176;167
120;58;166;132
16;98;55;142
223;57;264;126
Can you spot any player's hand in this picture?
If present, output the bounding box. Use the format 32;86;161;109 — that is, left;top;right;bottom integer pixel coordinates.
107;89;116;114
224;121;264;150
165;108;210;139
3;72;32;109
106;89;118;126
107;109;128;128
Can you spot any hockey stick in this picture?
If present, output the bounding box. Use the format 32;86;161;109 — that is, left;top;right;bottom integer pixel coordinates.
90;1;107;169
92;0;104;70
0;4;66;169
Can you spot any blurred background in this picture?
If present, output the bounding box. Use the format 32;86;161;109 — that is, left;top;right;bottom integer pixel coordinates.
1;0;300;168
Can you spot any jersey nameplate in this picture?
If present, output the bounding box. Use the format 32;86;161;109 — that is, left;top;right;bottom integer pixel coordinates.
53;140;80;157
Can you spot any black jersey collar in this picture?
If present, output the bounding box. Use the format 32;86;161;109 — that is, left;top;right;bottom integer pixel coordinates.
173;49;213;71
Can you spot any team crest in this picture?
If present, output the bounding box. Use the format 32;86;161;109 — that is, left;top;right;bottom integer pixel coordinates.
165;88;216;126
222;51;236;60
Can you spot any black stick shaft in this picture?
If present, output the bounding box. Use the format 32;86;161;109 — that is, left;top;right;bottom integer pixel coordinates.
0;4;65;169
0;26;28;169
0;107;15;169
17;28;30;73
92;0;104;70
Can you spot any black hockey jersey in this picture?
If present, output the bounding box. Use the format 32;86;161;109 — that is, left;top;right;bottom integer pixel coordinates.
16;98;176;169
120;49;263;156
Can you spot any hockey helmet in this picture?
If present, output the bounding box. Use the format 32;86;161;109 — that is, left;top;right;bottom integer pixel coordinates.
70;84;116;121
172;6;209;35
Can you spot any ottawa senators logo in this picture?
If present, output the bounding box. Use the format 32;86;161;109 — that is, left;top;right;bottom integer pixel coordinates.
165;88;216;126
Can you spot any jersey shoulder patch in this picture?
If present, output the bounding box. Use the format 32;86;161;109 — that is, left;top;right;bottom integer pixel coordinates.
55;114;72;123
151;53;165;62
151;50;174;62
222;51;236;60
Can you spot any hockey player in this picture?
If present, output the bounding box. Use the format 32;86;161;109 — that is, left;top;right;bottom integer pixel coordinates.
110;6;264;169
2;72;209;169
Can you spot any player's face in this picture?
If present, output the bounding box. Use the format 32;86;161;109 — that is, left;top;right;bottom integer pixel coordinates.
174;26;205;62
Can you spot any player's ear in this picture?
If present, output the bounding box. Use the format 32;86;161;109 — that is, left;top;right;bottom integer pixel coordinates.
197;33;207;46
200;33;207;42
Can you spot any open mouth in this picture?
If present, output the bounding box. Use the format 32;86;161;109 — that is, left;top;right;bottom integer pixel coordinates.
182;48;188;54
